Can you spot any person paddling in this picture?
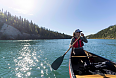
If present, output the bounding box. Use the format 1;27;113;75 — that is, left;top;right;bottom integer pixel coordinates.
69;29;90;65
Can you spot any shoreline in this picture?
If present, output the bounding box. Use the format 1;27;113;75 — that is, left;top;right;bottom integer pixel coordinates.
87;38;115;39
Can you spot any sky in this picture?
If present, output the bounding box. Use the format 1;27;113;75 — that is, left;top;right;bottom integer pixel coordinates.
1;0;116;36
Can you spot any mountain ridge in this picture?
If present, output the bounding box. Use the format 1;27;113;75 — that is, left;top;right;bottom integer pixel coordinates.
86;25;116;39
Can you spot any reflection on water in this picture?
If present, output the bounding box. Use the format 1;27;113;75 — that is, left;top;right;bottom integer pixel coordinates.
84;39;116;62
0;39;116;78
0;40;67;78
14;46;34;77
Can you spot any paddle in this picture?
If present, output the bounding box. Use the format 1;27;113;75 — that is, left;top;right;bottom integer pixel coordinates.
71;56;97;57
51;36;81;70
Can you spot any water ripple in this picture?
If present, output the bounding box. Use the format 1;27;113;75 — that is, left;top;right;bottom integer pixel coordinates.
1;39;116;78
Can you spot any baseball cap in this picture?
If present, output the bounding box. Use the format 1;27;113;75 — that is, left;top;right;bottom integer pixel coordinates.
74;29;82;33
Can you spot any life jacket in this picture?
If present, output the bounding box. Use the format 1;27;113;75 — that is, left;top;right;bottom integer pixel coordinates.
73;37;84;48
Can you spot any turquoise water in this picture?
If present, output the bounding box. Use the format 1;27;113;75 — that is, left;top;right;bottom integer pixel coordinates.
0;39;116;78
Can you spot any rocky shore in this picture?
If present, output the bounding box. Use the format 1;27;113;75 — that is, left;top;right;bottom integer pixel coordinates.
0;23;40;40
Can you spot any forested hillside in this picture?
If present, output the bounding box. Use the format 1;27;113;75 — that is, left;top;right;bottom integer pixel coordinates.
0;9;71;39
86;25;116;39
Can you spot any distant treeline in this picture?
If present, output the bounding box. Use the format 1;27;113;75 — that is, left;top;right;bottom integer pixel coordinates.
86;25;116;39
0;9;71;39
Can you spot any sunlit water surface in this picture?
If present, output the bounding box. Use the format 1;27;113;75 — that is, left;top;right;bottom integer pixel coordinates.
0;39;116;78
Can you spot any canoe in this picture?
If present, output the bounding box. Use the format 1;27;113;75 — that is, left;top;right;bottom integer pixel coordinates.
69;49;116;78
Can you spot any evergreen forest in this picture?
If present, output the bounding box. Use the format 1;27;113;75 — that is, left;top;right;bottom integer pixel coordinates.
0;9;71;39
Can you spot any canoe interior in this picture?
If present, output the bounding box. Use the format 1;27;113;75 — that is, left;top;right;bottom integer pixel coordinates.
70;49;116;78
84;50;116;67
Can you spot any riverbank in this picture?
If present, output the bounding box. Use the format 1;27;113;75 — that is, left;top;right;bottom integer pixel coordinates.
0;23;40;40
87;38;115;39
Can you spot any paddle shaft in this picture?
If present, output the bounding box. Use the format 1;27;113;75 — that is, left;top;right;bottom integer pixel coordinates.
51;36;81;70
64;36;81;55
71;56;97;57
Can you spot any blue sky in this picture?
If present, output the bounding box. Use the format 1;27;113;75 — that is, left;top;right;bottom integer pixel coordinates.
1;0;116;36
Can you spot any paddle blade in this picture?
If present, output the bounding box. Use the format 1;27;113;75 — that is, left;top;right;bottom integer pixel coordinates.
51;55;64;70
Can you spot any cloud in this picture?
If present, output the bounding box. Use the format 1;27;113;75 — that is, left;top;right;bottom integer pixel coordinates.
8;7;13;9
14;8;27;14
8;7;25;14
28;14;33;15
8;7;33;15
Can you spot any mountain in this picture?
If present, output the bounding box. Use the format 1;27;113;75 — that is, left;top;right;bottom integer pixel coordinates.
0;9;71;40
86;25;116;39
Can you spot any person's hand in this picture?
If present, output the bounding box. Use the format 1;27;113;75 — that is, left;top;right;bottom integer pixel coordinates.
81;33;84;37
69;45;73;48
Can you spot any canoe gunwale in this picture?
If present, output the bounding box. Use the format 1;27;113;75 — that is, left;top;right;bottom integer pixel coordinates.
69;49;76;78
84;50;116;66
69;49;116;78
